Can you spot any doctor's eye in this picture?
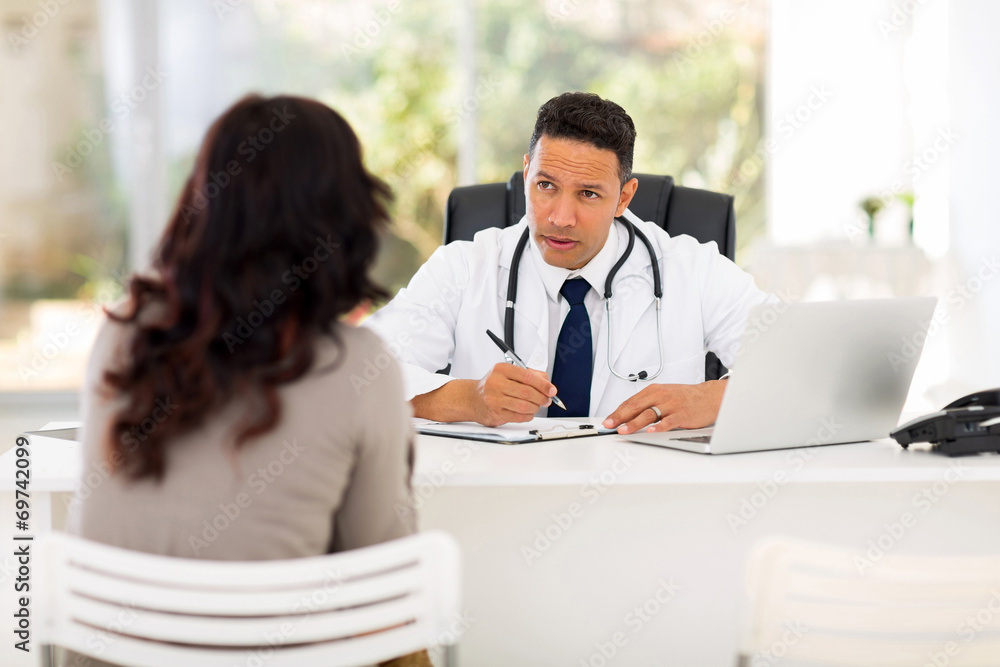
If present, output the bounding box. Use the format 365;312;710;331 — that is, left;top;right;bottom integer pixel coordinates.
537;181;554;190
581;190;599;199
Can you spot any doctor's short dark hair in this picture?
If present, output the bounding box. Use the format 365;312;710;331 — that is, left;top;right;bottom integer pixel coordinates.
529;92;636;185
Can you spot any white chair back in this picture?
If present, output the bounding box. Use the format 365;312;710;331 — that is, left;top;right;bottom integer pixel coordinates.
737;538;1000;666
35;530;462;667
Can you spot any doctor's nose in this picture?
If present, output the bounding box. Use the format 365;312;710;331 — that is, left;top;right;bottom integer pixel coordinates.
548;196;577;227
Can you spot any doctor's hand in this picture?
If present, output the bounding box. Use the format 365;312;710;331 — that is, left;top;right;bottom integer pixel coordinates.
602;380;728;435
472;363;557;426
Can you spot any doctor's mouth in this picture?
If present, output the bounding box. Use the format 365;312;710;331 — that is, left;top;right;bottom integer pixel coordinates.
541;235;579;251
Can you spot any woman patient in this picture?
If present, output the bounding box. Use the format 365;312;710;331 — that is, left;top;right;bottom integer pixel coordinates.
70;95;429;667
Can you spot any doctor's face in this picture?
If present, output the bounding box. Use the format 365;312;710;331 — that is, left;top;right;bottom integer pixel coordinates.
523;136;637;270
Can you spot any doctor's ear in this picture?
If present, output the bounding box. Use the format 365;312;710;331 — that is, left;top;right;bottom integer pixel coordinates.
616;177;638;216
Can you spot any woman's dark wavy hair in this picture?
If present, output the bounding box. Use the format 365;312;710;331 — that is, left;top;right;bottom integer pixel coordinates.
105;94;391;480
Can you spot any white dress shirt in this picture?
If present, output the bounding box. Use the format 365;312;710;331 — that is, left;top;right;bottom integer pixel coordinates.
528;223;619;376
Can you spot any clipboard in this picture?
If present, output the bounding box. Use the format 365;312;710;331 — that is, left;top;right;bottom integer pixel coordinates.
414;417;617;444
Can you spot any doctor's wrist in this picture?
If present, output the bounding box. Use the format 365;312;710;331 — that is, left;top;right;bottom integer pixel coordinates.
411;379;480;423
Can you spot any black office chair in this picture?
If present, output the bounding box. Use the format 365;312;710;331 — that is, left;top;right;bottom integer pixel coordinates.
443;172;734;381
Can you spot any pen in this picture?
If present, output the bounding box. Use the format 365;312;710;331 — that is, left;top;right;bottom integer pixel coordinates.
486;329;568;411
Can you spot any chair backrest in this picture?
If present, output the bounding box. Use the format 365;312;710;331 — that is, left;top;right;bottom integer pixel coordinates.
35;531;463;667
443;171;736;261
444;171;735;380
737;539;1000;666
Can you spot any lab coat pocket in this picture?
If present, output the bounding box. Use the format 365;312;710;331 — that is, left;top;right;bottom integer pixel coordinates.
660;353;706;385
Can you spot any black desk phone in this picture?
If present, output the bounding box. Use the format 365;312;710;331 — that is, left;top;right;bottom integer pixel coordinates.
890;388;1000;456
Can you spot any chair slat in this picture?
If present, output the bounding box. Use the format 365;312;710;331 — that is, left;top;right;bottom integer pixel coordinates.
782;569;1000;604
66;590;430;645
63;533;446;588
756;596;1000;636
53;617;429;667
745;633;1000;666
68;563;426;615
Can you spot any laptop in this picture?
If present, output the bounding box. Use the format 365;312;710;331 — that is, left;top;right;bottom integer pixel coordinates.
624;297;938;454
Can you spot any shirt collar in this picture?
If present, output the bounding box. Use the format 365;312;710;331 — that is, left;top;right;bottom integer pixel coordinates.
528;220;621;303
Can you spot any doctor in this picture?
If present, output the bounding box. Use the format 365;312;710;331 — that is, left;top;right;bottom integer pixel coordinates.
366;92;775;435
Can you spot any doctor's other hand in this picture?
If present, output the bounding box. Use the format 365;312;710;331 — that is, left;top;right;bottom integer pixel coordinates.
602;380;728;435
472;363;556;426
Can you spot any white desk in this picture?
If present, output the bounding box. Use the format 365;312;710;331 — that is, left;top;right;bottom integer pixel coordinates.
4;425;1000;665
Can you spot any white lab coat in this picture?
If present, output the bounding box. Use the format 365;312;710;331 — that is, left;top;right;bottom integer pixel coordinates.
365;215;776;419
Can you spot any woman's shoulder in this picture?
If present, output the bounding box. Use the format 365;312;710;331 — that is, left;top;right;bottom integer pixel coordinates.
312;324;401;384
315;323;389;358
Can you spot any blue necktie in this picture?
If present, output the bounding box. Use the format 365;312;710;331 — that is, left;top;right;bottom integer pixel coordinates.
549;278;592;417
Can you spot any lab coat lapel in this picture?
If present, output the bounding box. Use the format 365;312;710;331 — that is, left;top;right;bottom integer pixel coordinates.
591;221;659;412
498;222;549;370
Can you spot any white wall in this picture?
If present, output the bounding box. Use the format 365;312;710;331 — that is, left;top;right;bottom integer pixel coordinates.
768;0;912;246
947;0;1000;391
768;0;999;396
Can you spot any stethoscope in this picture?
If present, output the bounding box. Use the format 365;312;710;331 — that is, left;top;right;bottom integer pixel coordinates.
503;209;664;382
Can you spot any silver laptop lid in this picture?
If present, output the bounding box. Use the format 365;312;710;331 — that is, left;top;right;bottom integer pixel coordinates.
702;297;938;454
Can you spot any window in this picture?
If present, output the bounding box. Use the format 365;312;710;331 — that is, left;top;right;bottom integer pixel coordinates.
0;0;125;392
0;0;768;392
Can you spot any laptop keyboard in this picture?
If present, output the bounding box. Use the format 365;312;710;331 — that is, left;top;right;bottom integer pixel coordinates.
677;435;713;444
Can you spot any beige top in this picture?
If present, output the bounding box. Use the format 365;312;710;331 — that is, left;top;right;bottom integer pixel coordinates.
71;312;416;560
